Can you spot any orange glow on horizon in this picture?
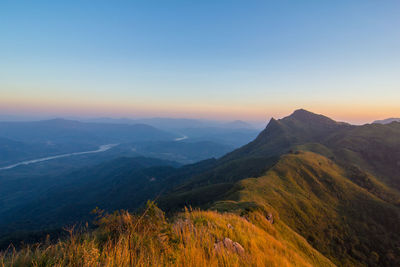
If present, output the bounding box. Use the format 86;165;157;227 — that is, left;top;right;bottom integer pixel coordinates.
1;96;399;125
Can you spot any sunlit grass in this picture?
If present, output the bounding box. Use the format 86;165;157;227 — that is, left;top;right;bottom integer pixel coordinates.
0;201;333;267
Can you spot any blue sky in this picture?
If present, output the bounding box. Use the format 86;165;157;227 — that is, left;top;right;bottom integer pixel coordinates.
0;1;399;123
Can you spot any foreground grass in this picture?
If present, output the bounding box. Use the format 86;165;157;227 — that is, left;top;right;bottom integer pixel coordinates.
0;202;333;267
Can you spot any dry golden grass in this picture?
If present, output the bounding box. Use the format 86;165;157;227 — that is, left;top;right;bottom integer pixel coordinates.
0;202;334;267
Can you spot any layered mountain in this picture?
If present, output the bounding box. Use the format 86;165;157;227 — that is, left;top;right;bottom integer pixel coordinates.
1;109;400;266
0;119;177;145
373;118;400;124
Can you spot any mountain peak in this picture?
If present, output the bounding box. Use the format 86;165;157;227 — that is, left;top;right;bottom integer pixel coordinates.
284;109;339;125
292;108;313;115
290;109;325;119
266;117;279;127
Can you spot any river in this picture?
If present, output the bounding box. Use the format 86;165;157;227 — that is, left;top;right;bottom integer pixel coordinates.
0;144;118;171
174;135;188;141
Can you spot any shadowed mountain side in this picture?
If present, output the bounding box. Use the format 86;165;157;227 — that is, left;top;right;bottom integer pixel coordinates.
0;156;224;247
0;157;179;236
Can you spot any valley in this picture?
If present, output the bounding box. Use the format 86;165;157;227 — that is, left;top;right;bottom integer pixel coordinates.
0;144;118;170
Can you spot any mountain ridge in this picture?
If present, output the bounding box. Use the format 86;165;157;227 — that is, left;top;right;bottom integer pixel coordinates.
373;118;400;124
1;109;400;266
158;109;400;266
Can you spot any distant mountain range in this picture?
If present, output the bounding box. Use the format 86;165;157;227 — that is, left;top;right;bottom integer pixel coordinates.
0;119;177;145
84;117;261;147
84;117;257;129
373;118;400;124
1;109;399;266
0;119;178;166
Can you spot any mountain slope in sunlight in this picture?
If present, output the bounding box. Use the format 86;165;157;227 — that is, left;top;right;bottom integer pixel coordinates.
213;151;400;266
0;202;334;267
160;109;400;266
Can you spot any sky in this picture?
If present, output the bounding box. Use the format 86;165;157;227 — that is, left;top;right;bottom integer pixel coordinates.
0;0;399;124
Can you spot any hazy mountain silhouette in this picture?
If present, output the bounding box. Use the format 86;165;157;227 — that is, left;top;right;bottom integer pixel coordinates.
373;118;400;124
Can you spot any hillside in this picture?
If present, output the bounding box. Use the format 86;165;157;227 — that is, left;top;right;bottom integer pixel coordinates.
1;109;400;266
124;140;234;164
0;154;228;249
0;202;334;267
0;157;180;239
159;109;400;266
213;152;400;266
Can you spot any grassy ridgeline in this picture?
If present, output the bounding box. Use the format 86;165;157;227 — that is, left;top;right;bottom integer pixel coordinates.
212;151;400;266
0;202;333;267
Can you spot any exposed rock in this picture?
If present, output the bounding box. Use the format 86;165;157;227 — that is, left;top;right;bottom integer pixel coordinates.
214;237;244;255
231;241;245;255
266;212;274;224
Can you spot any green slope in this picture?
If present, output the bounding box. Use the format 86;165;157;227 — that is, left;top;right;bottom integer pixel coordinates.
160;109;400;266
212;151;400;266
